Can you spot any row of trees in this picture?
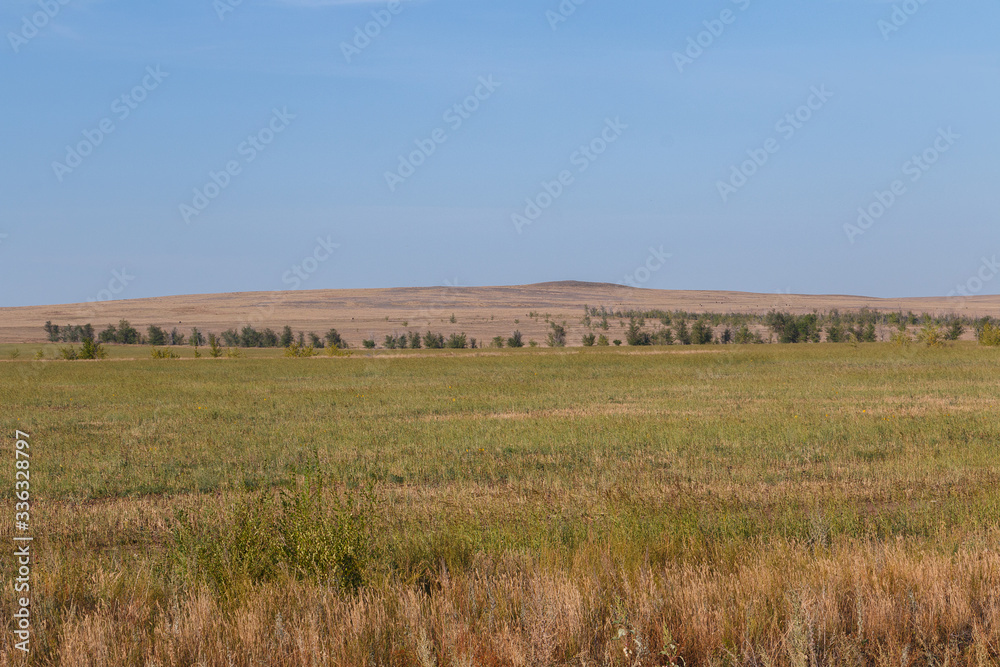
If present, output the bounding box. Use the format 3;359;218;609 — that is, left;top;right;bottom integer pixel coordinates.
45;321;349;350
582;305;984;332
366;331;480;350
598;311;977;347
41;311;1000;353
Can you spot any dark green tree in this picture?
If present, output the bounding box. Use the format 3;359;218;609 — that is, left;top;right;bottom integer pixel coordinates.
146;325;167;346
324;328;347;349
691;319;714;345
280;326;295;348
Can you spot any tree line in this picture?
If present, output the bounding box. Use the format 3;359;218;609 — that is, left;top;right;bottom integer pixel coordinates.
40;308;1000;355
44;320;349;349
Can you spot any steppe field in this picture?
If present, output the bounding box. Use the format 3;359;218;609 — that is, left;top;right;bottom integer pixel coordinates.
3;325;1000;665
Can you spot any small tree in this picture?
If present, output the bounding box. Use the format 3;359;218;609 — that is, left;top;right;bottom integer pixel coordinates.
596;334;609;346
446;333;468;349
170;328;186;345
491;336;505;348
116;320;140;345
890;329;913;347
189;327;205;347
423;332;445;349
79;338;107;360
147;325;167;346
407;331;421;349
691;319;714;345
917;323;945;348
325;328;347;349
675;320;692;345
285;342;316;357
43;321;60;342
626;319;651;346
581;333;596;347
507;330;524;348
208;333;223;358
979;322;1000;346
281;326;295;348
99;325;117;344
308;332;324;349
362;338;376;349
546;322;567;347
945;319;965;341
262;328;280;347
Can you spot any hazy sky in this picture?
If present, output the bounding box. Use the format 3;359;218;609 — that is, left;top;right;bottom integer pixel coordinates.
2;0;998;307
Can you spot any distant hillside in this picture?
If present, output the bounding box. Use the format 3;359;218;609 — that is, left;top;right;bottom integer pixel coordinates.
1;282;998;344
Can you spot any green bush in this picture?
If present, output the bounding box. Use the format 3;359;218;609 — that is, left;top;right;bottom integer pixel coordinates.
362;339;377;349
945;319;965;341
917;323;946;348
626;319;651;346
979;322;1000;346
171;480;374;598
423;332;444;349
581;333;596;347
285;342;316;357
446;333;468;349
890;330;912;347
151;347;180;359
79;339;107;359
208;334;223;358
596;334;609;346
546;322;567;347
734;325;763;344
507;331;524;348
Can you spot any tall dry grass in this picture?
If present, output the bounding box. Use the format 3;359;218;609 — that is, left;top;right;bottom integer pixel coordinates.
4;536;999;666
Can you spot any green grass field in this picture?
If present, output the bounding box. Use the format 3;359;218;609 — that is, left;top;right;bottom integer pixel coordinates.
3;343;1000;665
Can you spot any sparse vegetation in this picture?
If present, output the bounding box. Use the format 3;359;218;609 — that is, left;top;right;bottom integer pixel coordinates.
3;344;1000;664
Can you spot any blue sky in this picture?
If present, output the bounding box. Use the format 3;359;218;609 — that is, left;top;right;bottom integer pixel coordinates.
1;0;998;307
